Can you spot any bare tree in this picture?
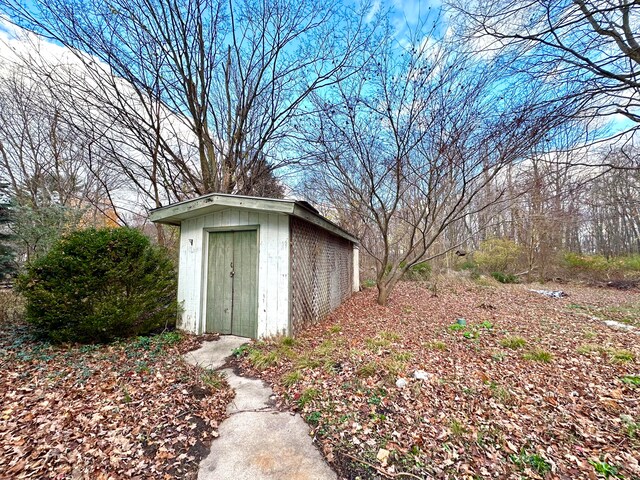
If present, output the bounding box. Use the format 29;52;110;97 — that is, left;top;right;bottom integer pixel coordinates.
583;150;640;254
0;0;378;201
457;144;640;278
450;0;640;151
299;17;569;305
0;68;119;213
0;63;135;260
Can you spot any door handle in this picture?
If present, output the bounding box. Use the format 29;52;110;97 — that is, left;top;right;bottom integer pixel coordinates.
230;270;235;277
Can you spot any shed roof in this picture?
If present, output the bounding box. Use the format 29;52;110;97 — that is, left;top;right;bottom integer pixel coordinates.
149;193;358;244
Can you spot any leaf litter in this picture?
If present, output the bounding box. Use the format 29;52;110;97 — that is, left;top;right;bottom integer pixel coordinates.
0;325;233;479
239;279;640;479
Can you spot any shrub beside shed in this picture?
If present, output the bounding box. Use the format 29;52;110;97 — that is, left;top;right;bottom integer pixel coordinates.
149;194;359;339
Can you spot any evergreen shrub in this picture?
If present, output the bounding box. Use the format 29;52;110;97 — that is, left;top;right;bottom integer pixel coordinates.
17;227;178;343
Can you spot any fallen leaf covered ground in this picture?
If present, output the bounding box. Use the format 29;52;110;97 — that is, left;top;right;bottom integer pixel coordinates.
0;301;234;479
239;278;640;480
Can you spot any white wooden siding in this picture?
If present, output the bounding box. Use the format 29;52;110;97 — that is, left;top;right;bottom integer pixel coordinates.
177;207;290;338
353;245;360;292
177;215;205;334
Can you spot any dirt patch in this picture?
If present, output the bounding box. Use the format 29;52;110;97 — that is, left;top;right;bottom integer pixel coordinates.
189;385;213;400
176;331;221;354
167;415;214;480
223;351;255;376
606;280;640;291
331;451;382;480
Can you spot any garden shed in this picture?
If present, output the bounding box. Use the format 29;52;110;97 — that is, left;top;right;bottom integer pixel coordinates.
149;194;359;339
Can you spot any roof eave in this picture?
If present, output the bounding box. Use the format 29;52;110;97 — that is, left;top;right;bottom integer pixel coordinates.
149;193;358;244
149;193;295;225
291;204;359;244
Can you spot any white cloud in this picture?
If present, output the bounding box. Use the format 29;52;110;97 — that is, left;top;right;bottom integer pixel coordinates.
365;0;381;23
0;16;82;68
392;0;439;23
0;18;201;216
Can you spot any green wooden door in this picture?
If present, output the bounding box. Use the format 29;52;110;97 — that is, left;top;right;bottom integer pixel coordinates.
230;230;258;338
206;232;234;334
206;230;258;338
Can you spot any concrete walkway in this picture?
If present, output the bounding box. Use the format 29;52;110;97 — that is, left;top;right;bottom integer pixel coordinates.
184;336;337;480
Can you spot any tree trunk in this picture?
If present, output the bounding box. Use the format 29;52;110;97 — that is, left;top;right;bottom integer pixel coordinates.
376;283;391;306
376;271;403;306
155;223;166;247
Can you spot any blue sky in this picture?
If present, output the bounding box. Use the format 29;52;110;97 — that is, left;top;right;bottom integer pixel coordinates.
1;0;632;146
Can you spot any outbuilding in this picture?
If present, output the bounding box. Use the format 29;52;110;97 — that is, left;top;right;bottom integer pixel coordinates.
149;194;359;339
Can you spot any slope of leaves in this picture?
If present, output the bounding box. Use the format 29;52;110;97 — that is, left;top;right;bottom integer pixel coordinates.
239;279;640;479
0;319;233;479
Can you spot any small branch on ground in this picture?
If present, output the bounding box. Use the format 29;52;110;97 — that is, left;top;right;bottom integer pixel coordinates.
338;451;423;480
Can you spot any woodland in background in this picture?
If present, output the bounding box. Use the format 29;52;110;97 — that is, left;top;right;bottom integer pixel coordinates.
367;148;640;286
0;0;639;303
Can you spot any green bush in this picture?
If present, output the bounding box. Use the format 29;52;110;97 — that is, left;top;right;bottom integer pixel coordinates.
491;272;519;284
17;227;178;343
383;260;432;281
563;252;640;280
458;259;481;279
474;238;522;274
459;259;478;271
621;255;640;272
403;261;431;281
563;252;609;272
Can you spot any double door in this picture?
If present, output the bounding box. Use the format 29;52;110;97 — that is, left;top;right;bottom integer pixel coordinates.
206;230;258;338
